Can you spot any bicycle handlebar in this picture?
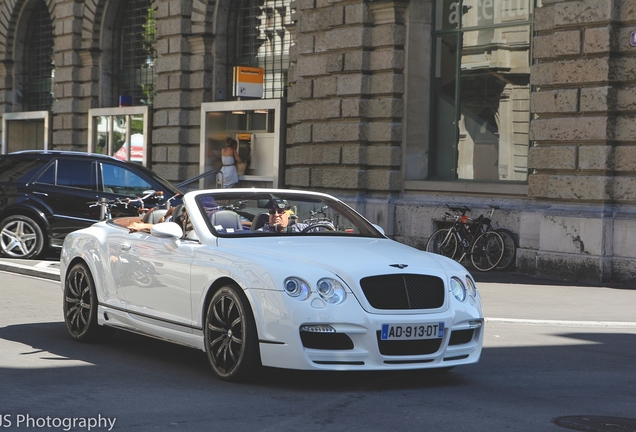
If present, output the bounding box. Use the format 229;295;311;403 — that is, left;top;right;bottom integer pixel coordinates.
446;204;471;214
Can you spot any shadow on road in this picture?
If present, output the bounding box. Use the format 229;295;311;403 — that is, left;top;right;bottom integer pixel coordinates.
1;320;634;392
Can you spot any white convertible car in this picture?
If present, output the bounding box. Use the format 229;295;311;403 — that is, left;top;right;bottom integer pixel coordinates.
61;189;483;381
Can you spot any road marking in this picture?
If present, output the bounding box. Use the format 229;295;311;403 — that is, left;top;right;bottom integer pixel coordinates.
34;261;59;269
487;317;636;328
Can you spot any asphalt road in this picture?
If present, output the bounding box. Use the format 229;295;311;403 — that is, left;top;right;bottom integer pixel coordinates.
0;268;635;432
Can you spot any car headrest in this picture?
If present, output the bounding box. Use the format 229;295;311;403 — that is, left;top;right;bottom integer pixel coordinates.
210;210;242;231
143;208;168;224
251;212;270;231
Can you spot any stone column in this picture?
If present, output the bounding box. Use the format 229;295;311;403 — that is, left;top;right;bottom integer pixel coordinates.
152;0;215;182
287;0;408;231
51;1;86;149
527;0;636;283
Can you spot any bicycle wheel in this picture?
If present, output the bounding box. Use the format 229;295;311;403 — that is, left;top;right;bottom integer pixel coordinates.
426;228;458;260
471;231;504;271
495;228;517;271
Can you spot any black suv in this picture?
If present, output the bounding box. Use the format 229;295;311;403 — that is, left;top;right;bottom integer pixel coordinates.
0;151;182;259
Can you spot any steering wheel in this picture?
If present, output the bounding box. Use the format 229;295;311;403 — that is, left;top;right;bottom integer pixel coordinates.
300;222;336;233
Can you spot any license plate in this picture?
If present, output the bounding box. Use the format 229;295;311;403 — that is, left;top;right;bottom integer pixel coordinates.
380;322;444;340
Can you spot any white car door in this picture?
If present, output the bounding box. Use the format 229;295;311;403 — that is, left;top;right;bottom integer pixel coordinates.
112;231;198;330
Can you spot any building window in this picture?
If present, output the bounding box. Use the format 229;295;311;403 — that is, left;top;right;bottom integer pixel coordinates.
236;0;291;99
115;0;156;106
430;0;534;182
22;0;54;111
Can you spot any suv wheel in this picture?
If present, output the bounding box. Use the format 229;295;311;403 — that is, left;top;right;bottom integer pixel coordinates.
0;215;45;259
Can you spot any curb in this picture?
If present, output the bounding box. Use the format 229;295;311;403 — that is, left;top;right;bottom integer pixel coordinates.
0;260;60;282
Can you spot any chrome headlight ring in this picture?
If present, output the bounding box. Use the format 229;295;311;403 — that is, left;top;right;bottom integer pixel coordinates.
450;276;467;302
282;276;346;304
283;277;311;301
465;275;477;297
316;278;346;305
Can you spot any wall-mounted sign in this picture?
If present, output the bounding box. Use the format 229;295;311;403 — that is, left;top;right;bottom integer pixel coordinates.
631;31;636;47
233;66;264;99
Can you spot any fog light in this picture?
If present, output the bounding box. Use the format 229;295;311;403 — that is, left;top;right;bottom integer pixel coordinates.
300;324;336;333
469;320;482;329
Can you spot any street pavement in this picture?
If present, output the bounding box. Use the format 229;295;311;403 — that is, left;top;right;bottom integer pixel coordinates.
1;257;635;432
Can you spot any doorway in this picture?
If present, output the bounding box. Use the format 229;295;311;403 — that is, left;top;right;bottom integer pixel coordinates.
1;111;50;154
199;99;284;189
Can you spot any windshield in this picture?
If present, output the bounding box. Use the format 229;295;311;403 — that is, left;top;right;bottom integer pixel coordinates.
194;191;384;238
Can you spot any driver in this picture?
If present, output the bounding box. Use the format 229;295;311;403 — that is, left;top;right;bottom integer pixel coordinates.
257;201;309;233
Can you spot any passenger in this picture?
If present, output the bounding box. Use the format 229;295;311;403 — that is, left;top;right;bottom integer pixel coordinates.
127;206;177;233
257;202;309;233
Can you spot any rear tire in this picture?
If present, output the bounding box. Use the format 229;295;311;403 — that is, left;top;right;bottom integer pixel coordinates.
64;263;113;342
495;228;517;271
426;229;458;260
0;215;45;259
471;231;504;272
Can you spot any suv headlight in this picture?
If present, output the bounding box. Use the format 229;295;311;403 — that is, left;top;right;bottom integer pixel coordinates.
450;276;466;302
316;278;346;304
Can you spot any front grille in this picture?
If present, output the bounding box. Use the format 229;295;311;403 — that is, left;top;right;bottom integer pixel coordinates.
300;332;354;350
449;329;474;345
360;274;445;310
376;331;442;356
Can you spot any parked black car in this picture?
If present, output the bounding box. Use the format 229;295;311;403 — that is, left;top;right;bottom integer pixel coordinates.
0;151;182;259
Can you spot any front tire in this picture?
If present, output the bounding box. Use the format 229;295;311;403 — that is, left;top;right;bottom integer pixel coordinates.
204;285;260;381
0;215;45;259
64;263;113;342
426;228;458;260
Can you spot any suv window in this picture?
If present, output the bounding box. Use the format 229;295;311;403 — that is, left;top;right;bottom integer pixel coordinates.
36;159;95;189
101;162;152;196
0;157;47;182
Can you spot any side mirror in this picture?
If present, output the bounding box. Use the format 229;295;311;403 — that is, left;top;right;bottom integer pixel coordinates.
372;224;385;235
150;222;183;239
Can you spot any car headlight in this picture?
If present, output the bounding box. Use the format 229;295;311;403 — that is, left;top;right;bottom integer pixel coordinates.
465;275;477;297
450;276;466;302
283;277;311;300
316;278;346;304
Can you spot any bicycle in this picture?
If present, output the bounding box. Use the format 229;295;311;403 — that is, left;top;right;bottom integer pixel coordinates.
89;190;165;221
469;206;518;271
425;205;504;272
300;206;336;231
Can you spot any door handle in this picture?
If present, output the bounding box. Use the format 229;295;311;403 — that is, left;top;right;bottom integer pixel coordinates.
120;244;131;251
32;191;48;196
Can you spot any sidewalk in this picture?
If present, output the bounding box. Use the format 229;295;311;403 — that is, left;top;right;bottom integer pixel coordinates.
0;258;60;281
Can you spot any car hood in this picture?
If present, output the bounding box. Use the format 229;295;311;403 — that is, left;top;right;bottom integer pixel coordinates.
223;236;458;284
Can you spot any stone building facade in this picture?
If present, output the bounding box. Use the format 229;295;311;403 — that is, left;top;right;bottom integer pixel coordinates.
1;0;635;284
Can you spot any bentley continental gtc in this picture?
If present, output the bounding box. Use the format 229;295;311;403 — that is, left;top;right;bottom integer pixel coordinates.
61;189;484;381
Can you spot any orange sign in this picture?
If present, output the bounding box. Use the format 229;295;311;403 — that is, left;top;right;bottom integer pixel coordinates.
233;66;264;98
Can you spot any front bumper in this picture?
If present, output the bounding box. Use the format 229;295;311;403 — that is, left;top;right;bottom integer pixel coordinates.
250;289;484;371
